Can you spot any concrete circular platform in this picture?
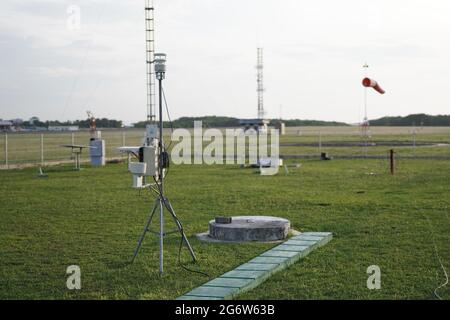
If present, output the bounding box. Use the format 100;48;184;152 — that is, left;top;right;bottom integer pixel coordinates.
206;216;291;242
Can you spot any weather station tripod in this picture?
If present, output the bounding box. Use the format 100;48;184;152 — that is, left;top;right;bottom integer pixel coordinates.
131;188;197;274
131;53;196;275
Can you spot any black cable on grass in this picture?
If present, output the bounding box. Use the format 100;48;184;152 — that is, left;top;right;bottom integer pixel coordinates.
161;85;174;179
161;86;174;150
424;215;449;300
147;86;209;277
148;184;160;197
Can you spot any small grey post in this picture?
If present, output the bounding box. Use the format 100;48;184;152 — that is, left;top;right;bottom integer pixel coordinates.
364;133;368;158
71;132;75;145
122;131;128;162
318;131;322;154
40;133;44;166
4;133;8;168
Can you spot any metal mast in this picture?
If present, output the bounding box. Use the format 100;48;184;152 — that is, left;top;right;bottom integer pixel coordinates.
363;62;369;127
362;62;370;156
145;0;156;122
256;48;265;119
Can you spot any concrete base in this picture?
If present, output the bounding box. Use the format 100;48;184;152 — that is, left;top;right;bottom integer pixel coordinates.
197;229;300;244
206;216;291;242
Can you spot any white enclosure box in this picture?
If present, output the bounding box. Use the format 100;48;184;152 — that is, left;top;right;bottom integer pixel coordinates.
129;162;147;175
146;124;158;139
142;146;158;177
89;139;105;166
128;162;147;188
258;157;283;168
126;147;158;188
132;175;144;188
143;124;159;146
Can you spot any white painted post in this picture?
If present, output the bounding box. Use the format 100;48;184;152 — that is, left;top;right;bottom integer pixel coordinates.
122;131;128;163
4;133;8;168
319;131;322;154
40;133;44;166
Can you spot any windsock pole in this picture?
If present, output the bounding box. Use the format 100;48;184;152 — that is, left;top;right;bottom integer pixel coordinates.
361;65;385;158
362;63;370;157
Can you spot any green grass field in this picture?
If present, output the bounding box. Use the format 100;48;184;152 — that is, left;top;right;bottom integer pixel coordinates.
1;157;449;299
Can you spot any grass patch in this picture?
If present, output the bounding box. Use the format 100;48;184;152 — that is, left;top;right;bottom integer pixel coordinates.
0;159;449;299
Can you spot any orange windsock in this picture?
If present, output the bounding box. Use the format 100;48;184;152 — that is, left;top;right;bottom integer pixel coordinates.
362;77;385;94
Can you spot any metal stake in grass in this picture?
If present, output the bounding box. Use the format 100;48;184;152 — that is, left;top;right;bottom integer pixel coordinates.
37;167;48;178
390;149;395;175
4;132;8;169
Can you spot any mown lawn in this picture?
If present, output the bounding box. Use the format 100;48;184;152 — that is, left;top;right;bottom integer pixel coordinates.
0;158;449;299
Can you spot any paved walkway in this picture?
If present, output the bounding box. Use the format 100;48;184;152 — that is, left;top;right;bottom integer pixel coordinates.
177;232;333;300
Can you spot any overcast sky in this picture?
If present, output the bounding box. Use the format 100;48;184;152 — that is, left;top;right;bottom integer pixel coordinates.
1;0;449;124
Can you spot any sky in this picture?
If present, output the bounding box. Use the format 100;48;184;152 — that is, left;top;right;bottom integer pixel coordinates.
1;0;450;125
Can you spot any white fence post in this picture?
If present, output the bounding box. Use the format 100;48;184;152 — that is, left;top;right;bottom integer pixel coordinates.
40;133;44;166
318;131;322;154
4;133;8;168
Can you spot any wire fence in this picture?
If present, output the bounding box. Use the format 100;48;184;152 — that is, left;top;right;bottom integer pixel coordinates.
0;129;144;168
0;127;449;169
280;126;450;160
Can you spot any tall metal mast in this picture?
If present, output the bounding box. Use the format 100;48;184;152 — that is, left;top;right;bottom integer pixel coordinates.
256;48;265;119
362;62;370;157
145;0;156;123
363;62;369;126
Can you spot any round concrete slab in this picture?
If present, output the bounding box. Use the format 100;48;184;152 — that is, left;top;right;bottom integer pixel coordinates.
208;216;291;242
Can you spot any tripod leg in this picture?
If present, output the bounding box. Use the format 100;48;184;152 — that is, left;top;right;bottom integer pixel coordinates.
131;198;159;263
163;198;197;262
159;198;164;275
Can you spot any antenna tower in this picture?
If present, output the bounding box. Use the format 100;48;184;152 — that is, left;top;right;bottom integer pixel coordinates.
145;0;156;122
256;48;265;119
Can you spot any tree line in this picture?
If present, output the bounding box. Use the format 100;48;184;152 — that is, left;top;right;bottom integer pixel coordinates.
134;116;348;128
370;114;450;126
21;113;450;130
23;118;123;129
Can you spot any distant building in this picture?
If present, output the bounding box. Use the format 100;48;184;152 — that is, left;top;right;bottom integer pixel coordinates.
12;118;23;125
48;126;79;132
239;119;269;133
31;126;48;132
0;120;13;132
